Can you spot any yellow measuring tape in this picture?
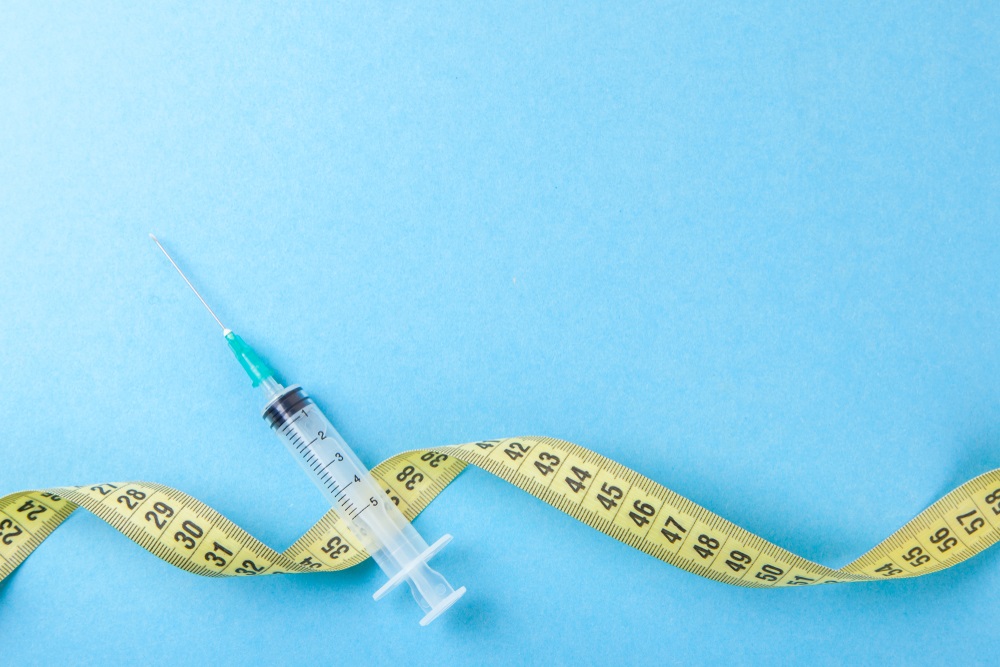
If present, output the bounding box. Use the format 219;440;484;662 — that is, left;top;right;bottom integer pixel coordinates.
3;436;1000;587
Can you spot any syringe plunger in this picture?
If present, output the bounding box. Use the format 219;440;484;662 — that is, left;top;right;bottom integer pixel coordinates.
261;382;466;625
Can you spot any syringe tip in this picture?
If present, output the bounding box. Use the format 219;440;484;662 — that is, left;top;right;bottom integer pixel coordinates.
150;235;229;333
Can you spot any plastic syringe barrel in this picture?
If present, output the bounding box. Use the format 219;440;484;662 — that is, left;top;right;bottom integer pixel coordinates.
262;385;465;625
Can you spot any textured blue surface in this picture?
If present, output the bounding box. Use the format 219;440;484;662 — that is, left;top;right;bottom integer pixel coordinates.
2;2;999;664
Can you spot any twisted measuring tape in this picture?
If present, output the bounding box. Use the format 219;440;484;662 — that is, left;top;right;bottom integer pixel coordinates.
3;436;1000;587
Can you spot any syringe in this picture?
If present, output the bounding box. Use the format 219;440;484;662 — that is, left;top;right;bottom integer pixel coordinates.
150;235;466;625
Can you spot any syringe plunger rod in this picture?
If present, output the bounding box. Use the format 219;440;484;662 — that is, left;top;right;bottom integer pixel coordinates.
260;381;466;625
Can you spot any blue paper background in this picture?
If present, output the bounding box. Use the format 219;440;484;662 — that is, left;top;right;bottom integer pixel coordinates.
2;2;999;664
